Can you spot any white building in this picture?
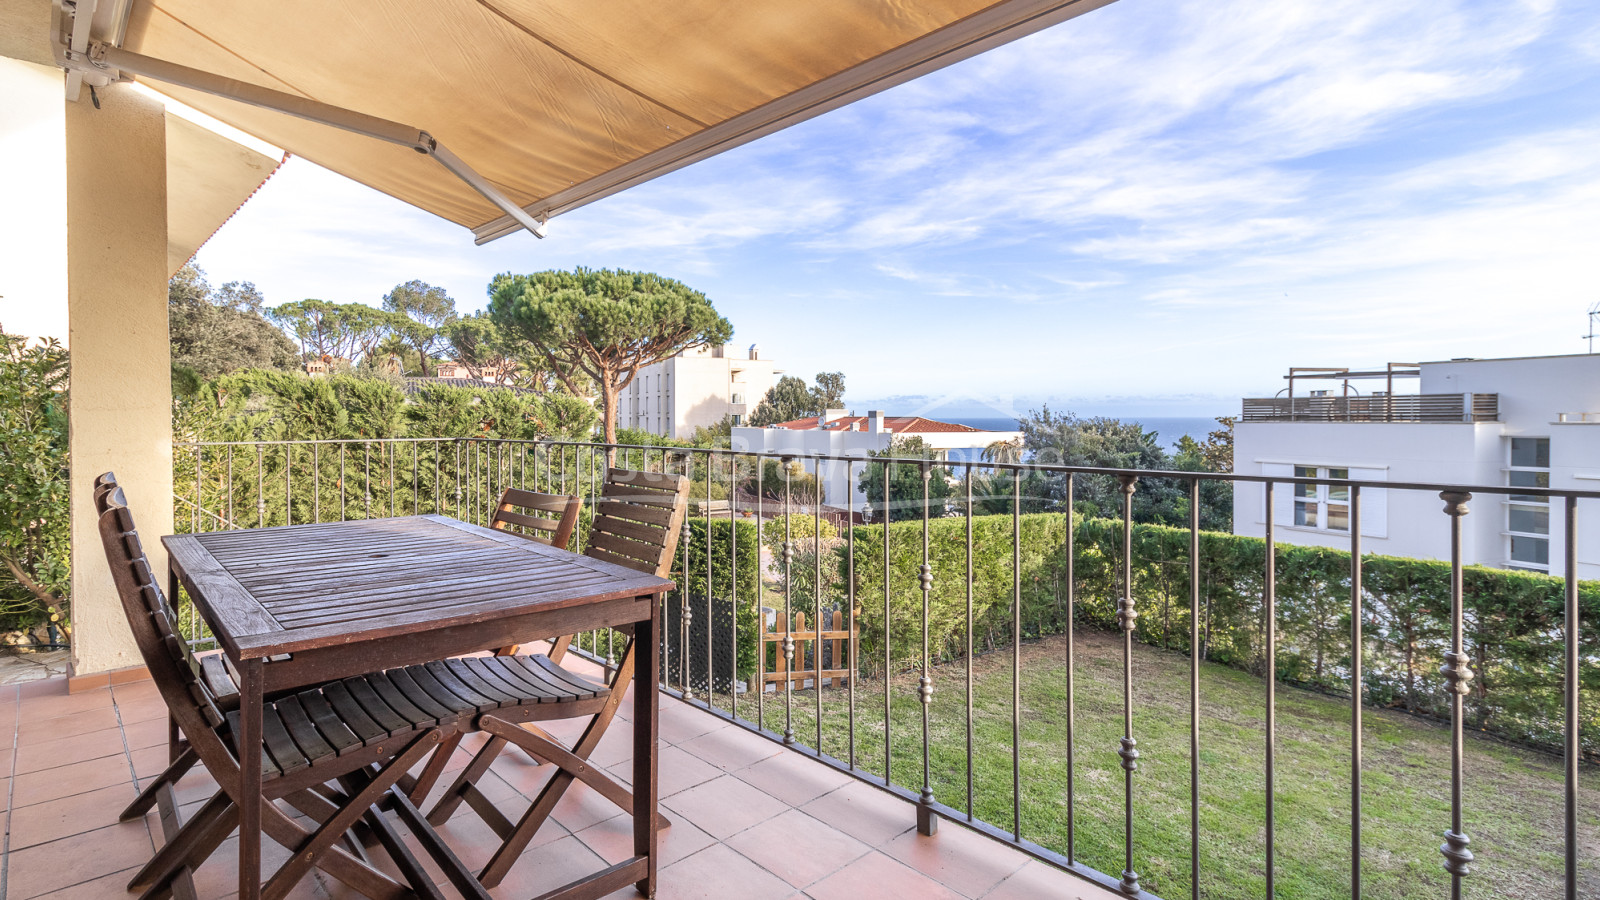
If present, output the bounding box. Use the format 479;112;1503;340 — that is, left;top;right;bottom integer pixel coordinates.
624;344;783;440
733;411;1024;510
1232;354;1600;579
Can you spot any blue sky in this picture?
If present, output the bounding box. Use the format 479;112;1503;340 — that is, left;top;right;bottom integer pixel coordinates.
192;0;1600;419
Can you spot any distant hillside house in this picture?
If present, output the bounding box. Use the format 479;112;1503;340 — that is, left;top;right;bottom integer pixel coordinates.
626;343;783;441
1232;353;1600;579
402;377;535;397
435;360;518;384
733;411;1023;509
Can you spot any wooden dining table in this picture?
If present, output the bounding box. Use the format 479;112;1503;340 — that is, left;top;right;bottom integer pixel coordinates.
162;514;674;900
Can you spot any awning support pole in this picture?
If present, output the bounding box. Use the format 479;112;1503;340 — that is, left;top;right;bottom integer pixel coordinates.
59;39;548;239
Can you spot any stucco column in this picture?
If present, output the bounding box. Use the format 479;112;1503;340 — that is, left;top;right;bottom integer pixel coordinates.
66;82;173;679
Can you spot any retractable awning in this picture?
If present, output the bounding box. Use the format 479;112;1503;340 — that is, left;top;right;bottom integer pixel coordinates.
69;0;1114;244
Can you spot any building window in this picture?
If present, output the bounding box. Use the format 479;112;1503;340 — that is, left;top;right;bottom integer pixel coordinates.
1506;437;1550;570
730;414;742;426
1292;466;1349;531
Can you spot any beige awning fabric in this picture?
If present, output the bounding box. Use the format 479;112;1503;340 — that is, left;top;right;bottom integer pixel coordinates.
165;114;284;276
119;0;1113;243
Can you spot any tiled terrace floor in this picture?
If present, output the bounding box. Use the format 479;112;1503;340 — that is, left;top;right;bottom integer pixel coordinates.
0;662;1116;900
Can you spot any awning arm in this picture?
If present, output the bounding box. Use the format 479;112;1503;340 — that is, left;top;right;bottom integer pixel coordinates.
58;40;548;239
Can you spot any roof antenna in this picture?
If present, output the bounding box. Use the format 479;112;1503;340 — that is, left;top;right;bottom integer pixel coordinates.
1586;301;1600;354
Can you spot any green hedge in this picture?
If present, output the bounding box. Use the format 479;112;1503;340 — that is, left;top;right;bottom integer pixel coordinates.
839;513;1600;755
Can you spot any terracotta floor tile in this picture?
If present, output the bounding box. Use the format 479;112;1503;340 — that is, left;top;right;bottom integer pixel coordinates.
606;742;723;799
574;807;715;869
9;782;140;849
22;866;144;899
616;844;795;900
1;776;10;812
799;781;915;847
13;725;127;775
16;705;119;744
733;751;857;808
111;695;170;724
657;704;729;745
880;825;1029;898
131;743;176;779
122;716;171;750
725;809;872;889
5;821;155;899
16;677;67;699
185;831;301;899
486;833;609;898
662;774;788;840
676;723;785;772
587;717;637;768
547;778;630;834
10;752;134;807
110;680;162;703
981;860;1121;900
20;687;111;720
805;850;963;900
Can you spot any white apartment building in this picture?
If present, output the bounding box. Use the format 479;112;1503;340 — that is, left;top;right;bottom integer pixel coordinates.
1232;354;1600;579
733;411;1024;510
624;344;783;440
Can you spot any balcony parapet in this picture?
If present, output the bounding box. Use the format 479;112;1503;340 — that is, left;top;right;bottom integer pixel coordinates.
1241;393;1498;423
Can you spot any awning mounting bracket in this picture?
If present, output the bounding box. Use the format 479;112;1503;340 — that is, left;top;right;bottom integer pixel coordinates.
53;8;548;239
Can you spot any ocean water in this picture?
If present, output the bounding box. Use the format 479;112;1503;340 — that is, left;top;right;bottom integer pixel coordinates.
951;415;1223;451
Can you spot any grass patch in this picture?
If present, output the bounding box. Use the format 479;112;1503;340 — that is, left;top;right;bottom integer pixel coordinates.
724;628;1600;899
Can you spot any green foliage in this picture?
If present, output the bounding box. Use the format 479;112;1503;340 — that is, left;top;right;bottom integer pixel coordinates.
487;268;732;444
528;393;598;441
747;371;848;426
168;265;297;378
0;334;70;632
405;384;482;437
268;298;405;363
857;436;954;523
382;280;456;376
658;518;761;683
744;457;820;502
840;510;1600;753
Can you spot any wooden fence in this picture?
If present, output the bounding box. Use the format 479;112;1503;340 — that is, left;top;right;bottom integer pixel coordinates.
762;609;855;690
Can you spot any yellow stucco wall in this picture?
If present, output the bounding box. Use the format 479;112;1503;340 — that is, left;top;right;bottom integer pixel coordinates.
66;82;173;676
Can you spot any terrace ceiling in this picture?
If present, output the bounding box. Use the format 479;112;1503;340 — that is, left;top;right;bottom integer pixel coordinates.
108;0;1115;243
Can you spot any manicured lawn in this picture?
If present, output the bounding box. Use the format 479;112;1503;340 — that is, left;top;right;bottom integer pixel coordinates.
731;628;1600;899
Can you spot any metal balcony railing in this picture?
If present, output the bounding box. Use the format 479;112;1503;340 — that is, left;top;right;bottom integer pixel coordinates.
1241;393;1498;423
171;436;1596;900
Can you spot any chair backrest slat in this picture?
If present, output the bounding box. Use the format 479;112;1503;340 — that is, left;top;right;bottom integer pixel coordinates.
97;483;227;734
490;488;581;550
586;468;690;580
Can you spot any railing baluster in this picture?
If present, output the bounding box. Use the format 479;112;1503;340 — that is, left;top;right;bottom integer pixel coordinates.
1563;495;1579;900
1439;490;1474;899
313;442;321;523
756;459;765;733
193;444;201;532
226;446;234;528
847;460;857;771
729;452;738;720
256;443;264;528
1351;484;1363;900
817;461;826;755
707;450;715;711
1265;479;1276;899
680;452;693;699
883;457;892;786
1116;473;1140;896
1012;462;1023;841
1191;476;1202;900
364;443;372;519
965;463;974;821
919;458;936;835
1066;472;1076;863
340;442;347;521
781;457;794;743
285;443;292;524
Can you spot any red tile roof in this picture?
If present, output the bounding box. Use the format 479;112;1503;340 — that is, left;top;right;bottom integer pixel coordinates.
769;415;1000;434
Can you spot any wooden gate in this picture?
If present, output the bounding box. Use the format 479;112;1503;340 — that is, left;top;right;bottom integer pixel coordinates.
762;609;855;690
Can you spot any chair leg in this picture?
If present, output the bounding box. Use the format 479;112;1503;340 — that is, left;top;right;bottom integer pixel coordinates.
408;731;464;805
128;791;235;893
479;642;645;889
426;734;508;826
120;746;200;821
261;729;443;900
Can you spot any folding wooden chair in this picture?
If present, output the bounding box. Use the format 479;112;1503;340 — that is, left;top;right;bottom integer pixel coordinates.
100;475;635;900
97;487;453;900
426;467;690;888
405;486;583;802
